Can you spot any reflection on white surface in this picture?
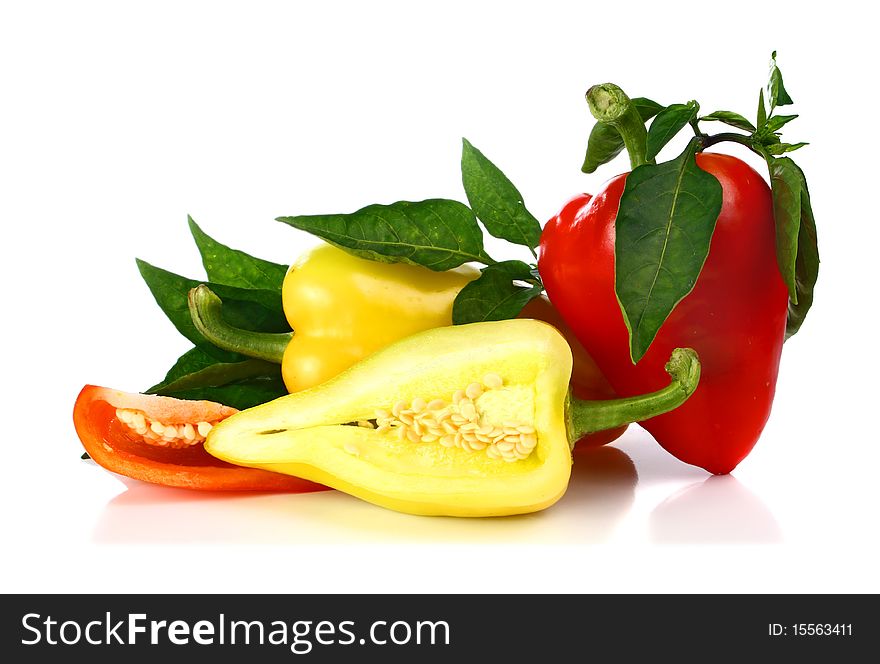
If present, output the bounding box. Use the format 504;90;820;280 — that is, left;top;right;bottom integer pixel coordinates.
650;476;782;544
92;446;638;545
558;446;637;540
615;427;707;487
90;429;782;546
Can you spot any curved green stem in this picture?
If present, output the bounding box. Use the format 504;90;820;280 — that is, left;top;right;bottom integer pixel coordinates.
700;132;761;155
188;285;292;364
566;348;700;445
586;83;651;169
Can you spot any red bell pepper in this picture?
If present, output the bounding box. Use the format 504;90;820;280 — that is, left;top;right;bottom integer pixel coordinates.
539;64;817;474
540;158;788;474
73;385;327;492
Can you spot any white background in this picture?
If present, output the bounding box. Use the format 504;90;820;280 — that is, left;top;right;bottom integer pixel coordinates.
2;1;878;593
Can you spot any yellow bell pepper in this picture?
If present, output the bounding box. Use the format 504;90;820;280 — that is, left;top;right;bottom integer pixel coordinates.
205;320;700;517
189;242;478;392
281;243;479;391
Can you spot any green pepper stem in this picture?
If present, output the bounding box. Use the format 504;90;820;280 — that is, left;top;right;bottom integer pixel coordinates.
566;348;701;444
188;285;292;364
586;83;651;169
700;131;762;156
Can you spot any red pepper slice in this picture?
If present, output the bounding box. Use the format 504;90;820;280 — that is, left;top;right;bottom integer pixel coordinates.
73;385;327;492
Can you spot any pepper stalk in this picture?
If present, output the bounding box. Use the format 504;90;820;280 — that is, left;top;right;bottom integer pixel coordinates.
565;347;699;450
189;285;291;364
586;83;651;169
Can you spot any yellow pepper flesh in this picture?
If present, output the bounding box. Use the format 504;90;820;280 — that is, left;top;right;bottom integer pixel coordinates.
207;320;573;516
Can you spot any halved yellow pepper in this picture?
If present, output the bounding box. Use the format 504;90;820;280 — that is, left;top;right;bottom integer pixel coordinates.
205;320;700;517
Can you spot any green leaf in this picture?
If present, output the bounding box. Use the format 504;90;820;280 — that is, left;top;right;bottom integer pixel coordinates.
757;88;767;128
767;51;794;111
756;130;781;147
767;157;819;338
786;172;819;339
158;376;289;411
452;260;542;324
145;346;287;410
699;111;756;133
764;141;808;155
581;98;664;173
766;114;798;133
136;259;289;360
148;346;223;388
277;199;492;271
460;139;542;253
645;101;699;162
614;139;723;362
147;346;278;394
188;216;288;291
766;157;801;299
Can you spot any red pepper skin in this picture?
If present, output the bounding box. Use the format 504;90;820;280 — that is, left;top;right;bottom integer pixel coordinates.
539;153;788;474
73;385;328;492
